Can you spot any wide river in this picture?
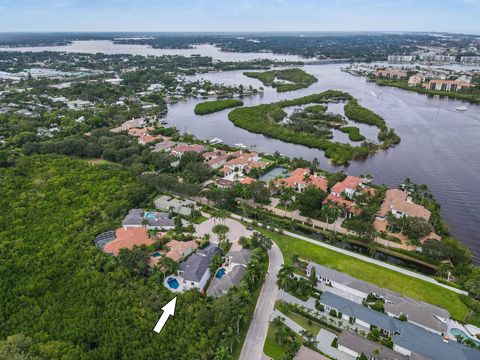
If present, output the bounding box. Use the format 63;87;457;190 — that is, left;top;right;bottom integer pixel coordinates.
4;41;480;262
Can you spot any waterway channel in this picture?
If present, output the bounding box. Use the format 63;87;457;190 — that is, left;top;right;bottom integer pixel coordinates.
4;40;480;262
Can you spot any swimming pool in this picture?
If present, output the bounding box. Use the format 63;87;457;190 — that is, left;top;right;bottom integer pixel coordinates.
259;166;289;182
215;268;226;278
144;211;156;220
151;252;161;257
167;278;179;289
450;328;480;346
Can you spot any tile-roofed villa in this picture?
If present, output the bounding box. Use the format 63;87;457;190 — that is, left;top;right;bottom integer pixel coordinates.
378;189;431;221
240;176;256;185
275;168;328;192
171;144;206;157
149;239;199;266
330;175;363;198
323;193;355;212
104;227;155;256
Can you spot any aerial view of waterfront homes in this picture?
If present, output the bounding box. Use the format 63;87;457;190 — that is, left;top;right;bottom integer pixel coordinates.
2;2;480;360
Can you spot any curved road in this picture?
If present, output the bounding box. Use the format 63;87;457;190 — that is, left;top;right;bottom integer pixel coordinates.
239;243;283;360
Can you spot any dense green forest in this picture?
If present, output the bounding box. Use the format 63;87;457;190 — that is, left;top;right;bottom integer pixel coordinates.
243;68;317;92
0;155;265;359
194;99;244;115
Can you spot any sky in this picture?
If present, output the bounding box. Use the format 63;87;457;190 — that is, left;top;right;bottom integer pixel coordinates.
0;0;479;34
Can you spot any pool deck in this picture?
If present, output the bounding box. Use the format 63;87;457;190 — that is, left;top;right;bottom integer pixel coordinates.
163;275;184;293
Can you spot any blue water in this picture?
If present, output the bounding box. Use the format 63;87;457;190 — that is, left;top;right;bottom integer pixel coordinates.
215;268;226;278
450;328;480;346
259;166;289;182
151;252;161;257
144;211;155;220
167;278;179;289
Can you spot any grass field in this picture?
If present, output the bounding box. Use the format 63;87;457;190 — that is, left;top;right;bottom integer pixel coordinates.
275;301;322;335
263;323;302;360
259;228;469;320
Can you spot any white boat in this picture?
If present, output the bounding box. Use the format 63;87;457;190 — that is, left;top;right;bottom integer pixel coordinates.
234;143;246;149
456;106;467;111
209;137;223;144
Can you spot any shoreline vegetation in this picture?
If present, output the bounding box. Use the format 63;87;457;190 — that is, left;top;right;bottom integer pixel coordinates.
340;126;365;141
372;78;480;104
194;99;244;115
243;68;317;92
228;91;400;165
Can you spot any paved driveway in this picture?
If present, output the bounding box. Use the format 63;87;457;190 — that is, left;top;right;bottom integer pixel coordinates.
195;217;253;251
239;243;283;360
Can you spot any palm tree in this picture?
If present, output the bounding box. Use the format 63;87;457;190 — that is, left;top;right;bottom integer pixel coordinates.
367;241;377;258
274;324;289;345
291;254;300;265
213;346;231;360
303;172;312;184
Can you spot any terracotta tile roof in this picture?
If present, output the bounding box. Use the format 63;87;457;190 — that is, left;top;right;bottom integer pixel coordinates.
172;144;206;154
104;227;154;256
128;127;153;137
202;150;227;159
276;168;328;192
165;240;198;261
323;193;355;211
378;189;431;220
240;177;256;185
331;175;362;195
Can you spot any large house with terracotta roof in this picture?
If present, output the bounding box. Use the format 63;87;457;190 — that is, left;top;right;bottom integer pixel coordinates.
323;193;356;216
275;168;328;193
330;175;363;199
221;152;267;176
170;144;206;157
378;189;431;221
103;227;155;256
149;239;199;266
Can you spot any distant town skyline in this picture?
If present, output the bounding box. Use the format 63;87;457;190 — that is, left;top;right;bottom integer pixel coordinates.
0;0;479;34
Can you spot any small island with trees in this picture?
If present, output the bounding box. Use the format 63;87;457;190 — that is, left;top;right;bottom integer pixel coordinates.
228;91;400;165
243;68;318;92
194;99;244;115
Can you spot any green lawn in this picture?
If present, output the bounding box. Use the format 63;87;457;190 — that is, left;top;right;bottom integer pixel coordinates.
259;228;469;320
275;301;322;335
263;323;302;360
191;215;208;224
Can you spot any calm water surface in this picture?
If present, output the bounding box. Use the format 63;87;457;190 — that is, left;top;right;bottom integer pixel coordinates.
3;41;479;262
169;65;480;262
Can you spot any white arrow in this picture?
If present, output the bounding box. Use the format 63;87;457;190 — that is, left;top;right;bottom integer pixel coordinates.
153;297;177;333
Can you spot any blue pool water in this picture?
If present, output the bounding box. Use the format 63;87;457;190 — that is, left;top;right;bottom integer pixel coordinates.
259;166;289;182
215;268;226;278
151;252;161;257
144;211;156;220
167;278;179;289
450;328;480;346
